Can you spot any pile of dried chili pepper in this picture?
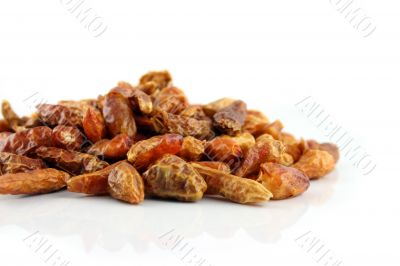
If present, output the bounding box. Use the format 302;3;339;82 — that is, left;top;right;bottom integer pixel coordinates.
0;71;339;204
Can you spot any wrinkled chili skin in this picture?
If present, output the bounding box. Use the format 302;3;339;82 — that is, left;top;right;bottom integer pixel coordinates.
110;86;153;114
102;92;137;138
127;134;183;171
52;125;84;151
243;110;269;137
83;107;107;143
293;149;335;179
129;89;153;114
0;126;52;156
180;105;211;121
0;168;70;195
138;81;158;96
204;136;243;170
231;133;255;155
213;100;247;135
191;161;231;173
153;87;189;114
260;120;284;140
178;136;205;162
191;163;272;204
35;146;109;176
58;99;99;119
142;154;207;202
307;140;340;163
257;162;310;200
87;134;133;160
108;162;145;204
117;81;158;97
139;70;172;91
37;104;82;127
152;111;214;140
67;161;123;195
109;86;135;98
0;152;46;174
234;134;285;178
280;133;303;163
203;98;236;117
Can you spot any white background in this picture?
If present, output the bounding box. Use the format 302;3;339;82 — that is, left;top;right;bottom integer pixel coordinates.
1;0;399;265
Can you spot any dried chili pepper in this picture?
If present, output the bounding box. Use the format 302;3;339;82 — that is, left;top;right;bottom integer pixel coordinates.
213;100;247;135
102;92;137;138
0;69;340;205
0;126;52;155
83;107;107;143
87;134;133;160
143;154;207;202
108;162;144;204
52;125;84;151
0;168;70;195
152;111;214;140
0;152;46;174
127;133;183;170
35;146;109;175
37;104;82;127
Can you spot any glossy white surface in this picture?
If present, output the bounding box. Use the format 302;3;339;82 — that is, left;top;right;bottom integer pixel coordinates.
1;161;397;266
1;0;399;265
